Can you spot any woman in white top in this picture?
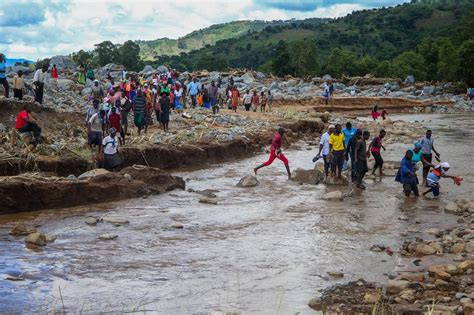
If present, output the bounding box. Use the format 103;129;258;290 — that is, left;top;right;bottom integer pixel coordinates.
101;127;122;171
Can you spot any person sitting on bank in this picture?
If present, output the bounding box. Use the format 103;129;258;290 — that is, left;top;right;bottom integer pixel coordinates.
101;127;122;171
15;105;42;145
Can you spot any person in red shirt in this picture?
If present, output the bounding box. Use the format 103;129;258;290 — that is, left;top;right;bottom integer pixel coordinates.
16;106;42;145
108;107;124;145
51;64;58;79
254;127;291;179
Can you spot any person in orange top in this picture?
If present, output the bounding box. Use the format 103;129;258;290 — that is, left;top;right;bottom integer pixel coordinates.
231;87;240;112
260;91;267;113
16;105;42;145
197;91;204;107
51;64;58;79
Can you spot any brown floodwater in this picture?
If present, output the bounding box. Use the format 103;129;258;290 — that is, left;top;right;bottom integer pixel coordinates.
0;114;473;314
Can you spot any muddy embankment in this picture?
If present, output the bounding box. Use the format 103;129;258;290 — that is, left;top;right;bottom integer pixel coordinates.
0;166;185;214
0;116;324;176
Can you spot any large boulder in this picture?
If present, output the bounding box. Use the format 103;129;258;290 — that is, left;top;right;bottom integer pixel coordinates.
291;168;324;185
157;65;168;73
56;79;76;91
8;65;34;75
404;75;415;85
240;73;255;85
142;65;155;74
49;55;76;70
255;72;266;80
423;85;435;95
209;71;220;81
237;175;258;187
322;191;343;201
322;74;333;81
25;232;46;246
78;168;110;180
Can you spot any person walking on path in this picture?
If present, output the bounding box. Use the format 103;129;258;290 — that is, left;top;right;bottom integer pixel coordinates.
315;125;334;179
251;90;259;112
231;86;240;112
88;109;105;152
13;70;25;100
101;127;122;171
267;90;273;112
368;129;386;177
420;130;440;184
0;54;9;98
187;78;200;108
133;89;146;135
354;130;370;190
260;91;267;113
395;150;419;197
254;128;291;180
243;90;252;111
33;65;48;104
159;91;171;132
329;124;345;179
209;81;218;111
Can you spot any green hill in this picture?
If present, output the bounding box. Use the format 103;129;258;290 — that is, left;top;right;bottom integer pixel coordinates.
137;20;318;60
154;0;473;82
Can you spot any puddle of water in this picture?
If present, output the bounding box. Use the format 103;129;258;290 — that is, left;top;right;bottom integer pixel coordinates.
0;113;473;314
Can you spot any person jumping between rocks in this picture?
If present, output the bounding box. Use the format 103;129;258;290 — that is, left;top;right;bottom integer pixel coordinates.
254;128;291;180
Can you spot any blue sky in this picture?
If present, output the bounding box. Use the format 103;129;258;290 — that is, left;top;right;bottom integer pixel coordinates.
0;0;408;60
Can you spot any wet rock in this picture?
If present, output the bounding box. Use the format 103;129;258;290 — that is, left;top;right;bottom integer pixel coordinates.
85;217;98;225
171;222;184;229
324;176;348;186
327;271;344;278
322;191;343;201
25;232;46;246
291;168;324;185
10;222;34;235
308;297;323;311
445;201;459;213
102;216;129;225
99;234;118;240
6;275;25;281
387;280;409;294
196;189;218;198
44;234;57;243
78;168;110;180
199;196;218;205
237;175;258;187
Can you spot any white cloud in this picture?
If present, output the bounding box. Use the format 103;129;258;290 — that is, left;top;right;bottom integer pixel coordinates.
1;0;405;60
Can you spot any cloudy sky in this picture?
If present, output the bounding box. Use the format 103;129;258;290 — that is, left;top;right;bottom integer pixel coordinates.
1;0;407;60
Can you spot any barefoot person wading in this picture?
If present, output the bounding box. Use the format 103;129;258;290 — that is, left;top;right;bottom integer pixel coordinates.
254;128;291;180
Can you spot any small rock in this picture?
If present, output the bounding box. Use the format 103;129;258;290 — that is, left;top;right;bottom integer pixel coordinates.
199;196;218;205
237;175;258;187
171;222;184;229
123;173;132;181
364;292;381;304
465;240;474;253
387;280;409;294
445;201;459;213
452;242;466;254
327;271;344;278
428;265;451;280
44;234;57;243
25;232;46;246
102;216;129;224
308;297;322;311
99;234;118;240
85;217;98;225
459;260;474;271
322;191;343;201
10;222;33;236
415;243;437;255
400;273;424;282
6;275;25;281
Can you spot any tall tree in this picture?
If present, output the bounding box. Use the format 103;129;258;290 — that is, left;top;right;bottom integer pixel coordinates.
94;41;118;66
392;51;426;81
288;40;320;76
458;39;474;83
272;41;292;77
117;40;141;71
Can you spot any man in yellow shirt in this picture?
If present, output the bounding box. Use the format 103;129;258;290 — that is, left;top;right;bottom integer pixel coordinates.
329;123;345;179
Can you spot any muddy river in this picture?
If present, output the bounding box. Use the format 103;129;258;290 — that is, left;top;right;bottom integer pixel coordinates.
1;114;473;314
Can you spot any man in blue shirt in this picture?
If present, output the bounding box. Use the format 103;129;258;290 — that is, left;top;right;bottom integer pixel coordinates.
342;122;356;171
0;54;9;98
187;78;200;108
395;150;419;197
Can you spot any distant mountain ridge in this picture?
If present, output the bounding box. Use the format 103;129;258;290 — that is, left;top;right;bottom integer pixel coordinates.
137;19;327;60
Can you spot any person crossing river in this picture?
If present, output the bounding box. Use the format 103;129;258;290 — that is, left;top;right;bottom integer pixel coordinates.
254;128;291;180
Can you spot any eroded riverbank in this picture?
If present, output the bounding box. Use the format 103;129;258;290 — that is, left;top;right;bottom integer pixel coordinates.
0;113;472;314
